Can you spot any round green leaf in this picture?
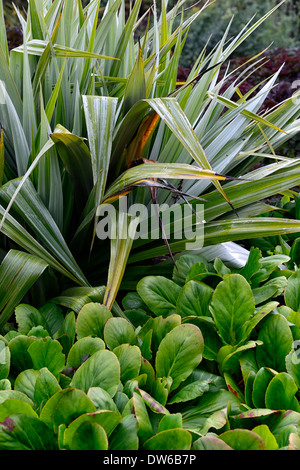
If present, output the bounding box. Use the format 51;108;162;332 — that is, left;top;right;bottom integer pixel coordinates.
34;367;61;409
176;280;213;318
210;274;255;345
40;388;96;433
87;387;119;412
265;372;300;411
256;314;293;372
157;413;183;432
103;317;137;350
76;303;112;339
143;428;192;450
0;390;34;407
192;436;233;450
184;316;222;361
219;429;267;450
64;409;121;448
15;304;44;335
70;349;120;396
137;276;181;317
8;335;35;374
0;399;38;421
252;425;278;450
0;414;58;450
113;344;141;382
14;369;40;401
28;338;65;377
252;367;276;408
155;324;204;391
68;421;108;450
66;337;105;369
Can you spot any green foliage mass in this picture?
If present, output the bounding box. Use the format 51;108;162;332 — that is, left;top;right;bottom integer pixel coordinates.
1;248;300;450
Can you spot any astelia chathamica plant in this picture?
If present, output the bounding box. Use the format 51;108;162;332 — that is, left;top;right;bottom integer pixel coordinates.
1;0;300;326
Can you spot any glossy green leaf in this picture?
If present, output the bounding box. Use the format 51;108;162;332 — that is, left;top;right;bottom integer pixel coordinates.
252;425;279;450
0;399;38;422
67;421;108;450
252;276;287;305
15;303;63;337
76;303;113;340
210;274;255;345
219;429;267;450
168;378;212;405
33;368;61;410
0;414;58;450
113;344;141;383
27;338;65;378
192;436;233;450
137;276;181;317
14;369;40;402
66;337;105;369
285;270;300;313
176;280;213;318
158;413;183;433
143;428;192;450
64;409;121;446
181;389;241;432
256;314;293;372
87;387;119;413
70;349;120;396
184;316;222;361
265;372;300;411
8;336;35;375
252;367;277;409
40;388;96;433
103;318;137;350
109;415;139;450
155;324;204;391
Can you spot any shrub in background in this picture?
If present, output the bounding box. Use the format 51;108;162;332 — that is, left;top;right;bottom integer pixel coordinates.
180;0;300;68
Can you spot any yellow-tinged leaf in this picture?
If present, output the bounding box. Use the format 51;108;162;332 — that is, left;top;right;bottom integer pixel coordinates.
126;112;161;167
